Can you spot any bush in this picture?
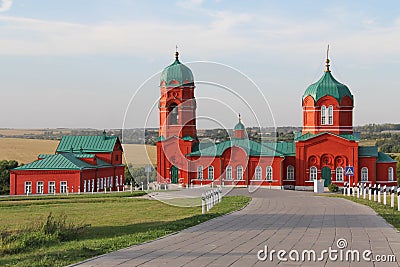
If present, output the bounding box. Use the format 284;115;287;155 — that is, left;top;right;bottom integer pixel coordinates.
328;184;339;192
0;213;90;255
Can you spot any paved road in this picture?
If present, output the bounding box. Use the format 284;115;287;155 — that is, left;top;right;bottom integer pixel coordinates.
72;189;400;267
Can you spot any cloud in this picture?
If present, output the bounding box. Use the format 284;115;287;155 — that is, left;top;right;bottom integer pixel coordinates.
0;0;12;12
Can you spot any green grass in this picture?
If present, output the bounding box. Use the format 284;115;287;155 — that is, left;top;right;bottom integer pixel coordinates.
327;193;400;231
0;192;250;267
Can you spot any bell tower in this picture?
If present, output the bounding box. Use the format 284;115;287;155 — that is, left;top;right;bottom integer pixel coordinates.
302;48;354;135
159;51;197;139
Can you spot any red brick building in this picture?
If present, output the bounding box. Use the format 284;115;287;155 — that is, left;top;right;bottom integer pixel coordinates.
156;51;397;190
10;131;125;195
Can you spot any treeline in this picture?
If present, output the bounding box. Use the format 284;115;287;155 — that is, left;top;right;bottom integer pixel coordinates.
0;160;19;195
376;135;400;153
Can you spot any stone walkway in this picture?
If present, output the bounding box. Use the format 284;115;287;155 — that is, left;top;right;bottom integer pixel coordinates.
71;189;400;267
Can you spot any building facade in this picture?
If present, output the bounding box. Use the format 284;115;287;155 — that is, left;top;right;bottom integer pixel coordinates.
10;131;125;195
156;51;397;190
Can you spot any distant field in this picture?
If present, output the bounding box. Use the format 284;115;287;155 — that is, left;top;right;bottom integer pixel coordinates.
359;139;377;146
0;129;71;136
0;138;58;163
122;144;156;166
0;138;156;165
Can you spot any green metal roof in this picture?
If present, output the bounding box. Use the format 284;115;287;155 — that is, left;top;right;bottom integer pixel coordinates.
187;139;284;157
303;71;353;103
160;58;194;87
377;152;396;163
14;153;112;171
182;135;195;141
359;146;378;157
56;135;118;153
234;120;245;130
294;132;360;142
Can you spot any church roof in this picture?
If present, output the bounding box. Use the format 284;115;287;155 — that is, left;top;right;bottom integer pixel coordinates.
377;152;397;163
303;66;353;103
56;133;119;153
294;132;360;142
358;146;378;157
160;52;194;87
14;153;112;171
187;139;288;157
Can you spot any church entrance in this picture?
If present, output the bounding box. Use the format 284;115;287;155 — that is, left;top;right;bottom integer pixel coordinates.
322;166;331;187
171;166;178;184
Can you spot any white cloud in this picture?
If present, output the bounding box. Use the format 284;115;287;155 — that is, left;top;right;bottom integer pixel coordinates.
0;0;12;12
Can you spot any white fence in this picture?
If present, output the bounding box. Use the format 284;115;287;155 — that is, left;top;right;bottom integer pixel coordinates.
343;182;400;211
201;187;223;214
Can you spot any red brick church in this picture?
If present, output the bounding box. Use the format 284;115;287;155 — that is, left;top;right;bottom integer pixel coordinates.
10;131;125;195
156;51;397;190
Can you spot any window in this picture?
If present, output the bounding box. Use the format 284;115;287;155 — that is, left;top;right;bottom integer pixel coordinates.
24;181;32;194
388;167;394;181
110;177;113;188
336;167;343;181
197;165;203;180
361;167;368;181
84;180;87;192
208;166;214;180
236;165;243;180
60;181;67;194
310;166;317;180
226;166;232;180
266;166;273;180
87;179;91;192
328;106;333;125
92;179;95;191
97;178;100;191
169;103;179;125
255;166;262;180
49;181;55;194
321;106;326;125
287;166;294;180
37;181;44;194
115;176;119;187
120;175;123;187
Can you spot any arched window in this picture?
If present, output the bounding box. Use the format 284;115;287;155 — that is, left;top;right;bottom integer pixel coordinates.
310;166;317;180
328;106;333;125
321;106;326;125
336;167;343;181
236;165;243;180
361;167;368;181
226;166;232;180
197;165;203;180
208;166;214;180
388;167;394;181
255;166;262;180
266;166;273;180
287;165;294;180
169;103;178;125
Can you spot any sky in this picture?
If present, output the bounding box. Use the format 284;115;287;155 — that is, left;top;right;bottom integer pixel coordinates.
0;0;399;129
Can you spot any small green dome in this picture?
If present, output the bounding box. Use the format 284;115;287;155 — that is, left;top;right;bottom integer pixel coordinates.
160;52;194;87
303;71;353;103
234;120;245;130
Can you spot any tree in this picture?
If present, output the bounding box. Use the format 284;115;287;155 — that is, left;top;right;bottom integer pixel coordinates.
0;160;19;195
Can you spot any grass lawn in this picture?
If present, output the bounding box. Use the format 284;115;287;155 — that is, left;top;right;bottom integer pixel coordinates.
0;192;250;267
327;193;400;231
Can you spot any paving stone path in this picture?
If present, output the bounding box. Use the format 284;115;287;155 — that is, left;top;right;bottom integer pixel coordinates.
72;189;400;267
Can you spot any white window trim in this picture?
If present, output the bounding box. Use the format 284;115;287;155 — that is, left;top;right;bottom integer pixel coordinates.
310;166;317;181
328;105;333;125
321;105;326;125
361;167;368;181
197;165;203;180
388;167;394;181
255;166;262;180
335;167;344;181
236;165;243;180
287;165;295;180
266;166;273;181
208;166;214;180
226;165;232;180
24;181;32;194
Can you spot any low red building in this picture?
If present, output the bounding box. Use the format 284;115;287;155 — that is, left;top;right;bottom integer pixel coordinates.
10;131;125;195
156;51;397;190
